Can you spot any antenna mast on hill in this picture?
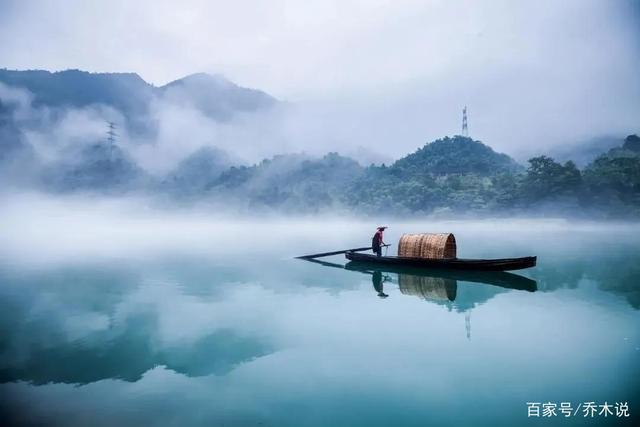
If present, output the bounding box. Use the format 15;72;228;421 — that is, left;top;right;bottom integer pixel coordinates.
106;121;117;159
461;106;469;137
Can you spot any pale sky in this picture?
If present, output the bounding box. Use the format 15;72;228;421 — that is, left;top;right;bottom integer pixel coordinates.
1;0;639;159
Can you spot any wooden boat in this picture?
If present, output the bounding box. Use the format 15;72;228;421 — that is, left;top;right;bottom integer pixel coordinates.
345;251;536;271
299;232;537;272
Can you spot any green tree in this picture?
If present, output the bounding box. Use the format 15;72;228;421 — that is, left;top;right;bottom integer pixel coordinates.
521;156;582;203
584;156;640;215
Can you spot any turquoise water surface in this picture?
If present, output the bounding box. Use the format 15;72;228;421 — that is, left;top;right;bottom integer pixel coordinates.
0;216;638;426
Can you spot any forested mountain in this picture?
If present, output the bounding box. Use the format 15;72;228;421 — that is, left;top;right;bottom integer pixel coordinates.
154;134;639;217
156;137;525;214
344;136;521;214
391;136;521;176
41;142;148;193
207;152;364;211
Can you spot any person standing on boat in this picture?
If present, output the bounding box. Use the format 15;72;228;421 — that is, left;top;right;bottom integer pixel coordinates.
372;226;387;257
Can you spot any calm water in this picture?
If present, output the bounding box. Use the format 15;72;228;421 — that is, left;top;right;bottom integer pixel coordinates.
0;213;638;426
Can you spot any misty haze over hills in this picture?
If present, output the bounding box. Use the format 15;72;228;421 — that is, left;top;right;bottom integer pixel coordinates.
0;68;639;217
0;69;285;173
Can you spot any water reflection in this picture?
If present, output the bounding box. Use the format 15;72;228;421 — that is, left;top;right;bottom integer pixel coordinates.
0;263;274;386
304;258;542;341
0;326;271;385
302;259;540;347
349;264;538;335
371;271;389;298
307;257;536;300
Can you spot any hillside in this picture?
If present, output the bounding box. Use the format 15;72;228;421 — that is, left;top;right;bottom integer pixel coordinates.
162;146;235;196
582;135;640;213
42;142;148;193
207;152;364;212
390;136;521;176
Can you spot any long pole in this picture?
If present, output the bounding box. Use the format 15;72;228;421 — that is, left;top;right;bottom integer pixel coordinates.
296;245;390;259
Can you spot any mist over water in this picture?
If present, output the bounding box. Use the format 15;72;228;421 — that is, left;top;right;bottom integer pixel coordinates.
3;193;639;263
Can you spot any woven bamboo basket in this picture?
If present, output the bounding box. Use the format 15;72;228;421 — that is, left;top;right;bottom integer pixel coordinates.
397;233;457;259
398;274;457;301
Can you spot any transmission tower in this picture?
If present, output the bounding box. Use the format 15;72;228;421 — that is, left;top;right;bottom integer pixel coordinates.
461;106;468;137
107;121;117;145
106;121;117;159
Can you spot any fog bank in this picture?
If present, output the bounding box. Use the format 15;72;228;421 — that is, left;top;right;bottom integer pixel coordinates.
2;193;639;266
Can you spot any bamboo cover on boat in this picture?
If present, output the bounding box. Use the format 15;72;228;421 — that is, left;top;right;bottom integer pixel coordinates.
398;274;457;301
397;233;457;259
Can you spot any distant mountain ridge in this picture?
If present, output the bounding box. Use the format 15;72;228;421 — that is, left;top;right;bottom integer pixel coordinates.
0;69;154;116
160;72;276;119
0;68;278;123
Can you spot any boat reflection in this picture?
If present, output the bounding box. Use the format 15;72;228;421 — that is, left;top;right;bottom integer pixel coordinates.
397;273;458;301
368;268;456;300
304;258;537;302
346;261;537;294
